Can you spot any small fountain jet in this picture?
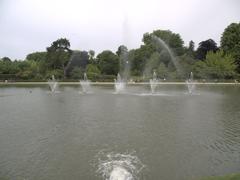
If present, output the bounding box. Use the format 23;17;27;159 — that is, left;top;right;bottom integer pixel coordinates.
114;73;126;94
186;72;195;94
149;71;158;94
47;75;58;93
80;73;91;93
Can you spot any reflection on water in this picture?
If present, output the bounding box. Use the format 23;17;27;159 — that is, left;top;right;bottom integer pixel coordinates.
0;85;240;180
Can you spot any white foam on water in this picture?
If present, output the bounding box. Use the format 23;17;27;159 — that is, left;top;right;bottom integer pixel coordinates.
94;151;144;180
109;167;133;180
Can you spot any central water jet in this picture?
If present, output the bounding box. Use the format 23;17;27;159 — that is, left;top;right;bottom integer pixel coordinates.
47;75;58;93
80;73;91;93
186;72;195;94
149;71;158;94
114;73;126;94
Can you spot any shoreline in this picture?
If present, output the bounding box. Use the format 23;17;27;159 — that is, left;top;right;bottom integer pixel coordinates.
0;82;239;85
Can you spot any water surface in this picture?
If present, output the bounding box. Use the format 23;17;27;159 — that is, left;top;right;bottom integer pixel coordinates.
0;84;240;180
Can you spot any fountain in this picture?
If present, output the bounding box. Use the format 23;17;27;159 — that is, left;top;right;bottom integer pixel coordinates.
47;75;58;93
95;151;144;180
114;73;126;94
149;71;158;94
80;73;91;93
186;72;195;94
151;35;182;74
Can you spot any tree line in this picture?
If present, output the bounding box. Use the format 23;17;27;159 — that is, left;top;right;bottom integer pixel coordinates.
0;22;240;81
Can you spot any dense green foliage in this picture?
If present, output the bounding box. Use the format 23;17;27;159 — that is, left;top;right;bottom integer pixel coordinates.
97;50;119;75
221;22;240;72
1;22;240;81
194;50;237;79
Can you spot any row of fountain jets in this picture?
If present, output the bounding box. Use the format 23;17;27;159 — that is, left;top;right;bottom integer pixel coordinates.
48;72;195;94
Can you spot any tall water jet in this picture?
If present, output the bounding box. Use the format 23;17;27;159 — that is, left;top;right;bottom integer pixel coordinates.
114;73;126;94
149;71;158;94
150;35;182;75
118;46;130;82
80;73;91;93
186;72;195;94
95;151;144;180
47;75;58;93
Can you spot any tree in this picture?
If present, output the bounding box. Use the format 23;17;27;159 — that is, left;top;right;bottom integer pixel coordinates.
88;50;95;63
196;39;218;60
144;52;161;76
26;52;48;76
194;50;237;79
116;45;128;56
47;38;71;51
69;67;85;79
97;50;119;75
46;38;72;78
131;45;154;75
17;61;41;80
188;40;195;51
26;52;47;62
1;57;11;62
178;54;195;78
157;63;168;79
186;40;195;57
221;22;240;71
66;50;89;76
143;30;185;56
45;69;64;79
86;64;101;80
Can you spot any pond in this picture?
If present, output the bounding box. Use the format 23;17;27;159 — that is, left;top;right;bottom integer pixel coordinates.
0;84;240;180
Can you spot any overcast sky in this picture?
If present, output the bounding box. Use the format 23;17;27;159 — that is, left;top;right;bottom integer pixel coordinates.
0;0;239;60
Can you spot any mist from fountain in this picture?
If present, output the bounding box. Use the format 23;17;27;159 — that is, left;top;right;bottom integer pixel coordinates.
114;73;126;94
47;75;58;93
149;71;158;93
186;72;195;94
80;73;91;93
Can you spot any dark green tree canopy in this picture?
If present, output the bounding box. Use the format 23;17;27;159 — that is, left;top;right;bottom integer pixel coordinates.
97;50;119;75
46;38;72;78
187;40;195;57
196;39;218;60
143;30;185;56
221;22;240;71
88;50;95;61
1;57;11;62
47;38;71;52
26;52;47;62
66;50;89;76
